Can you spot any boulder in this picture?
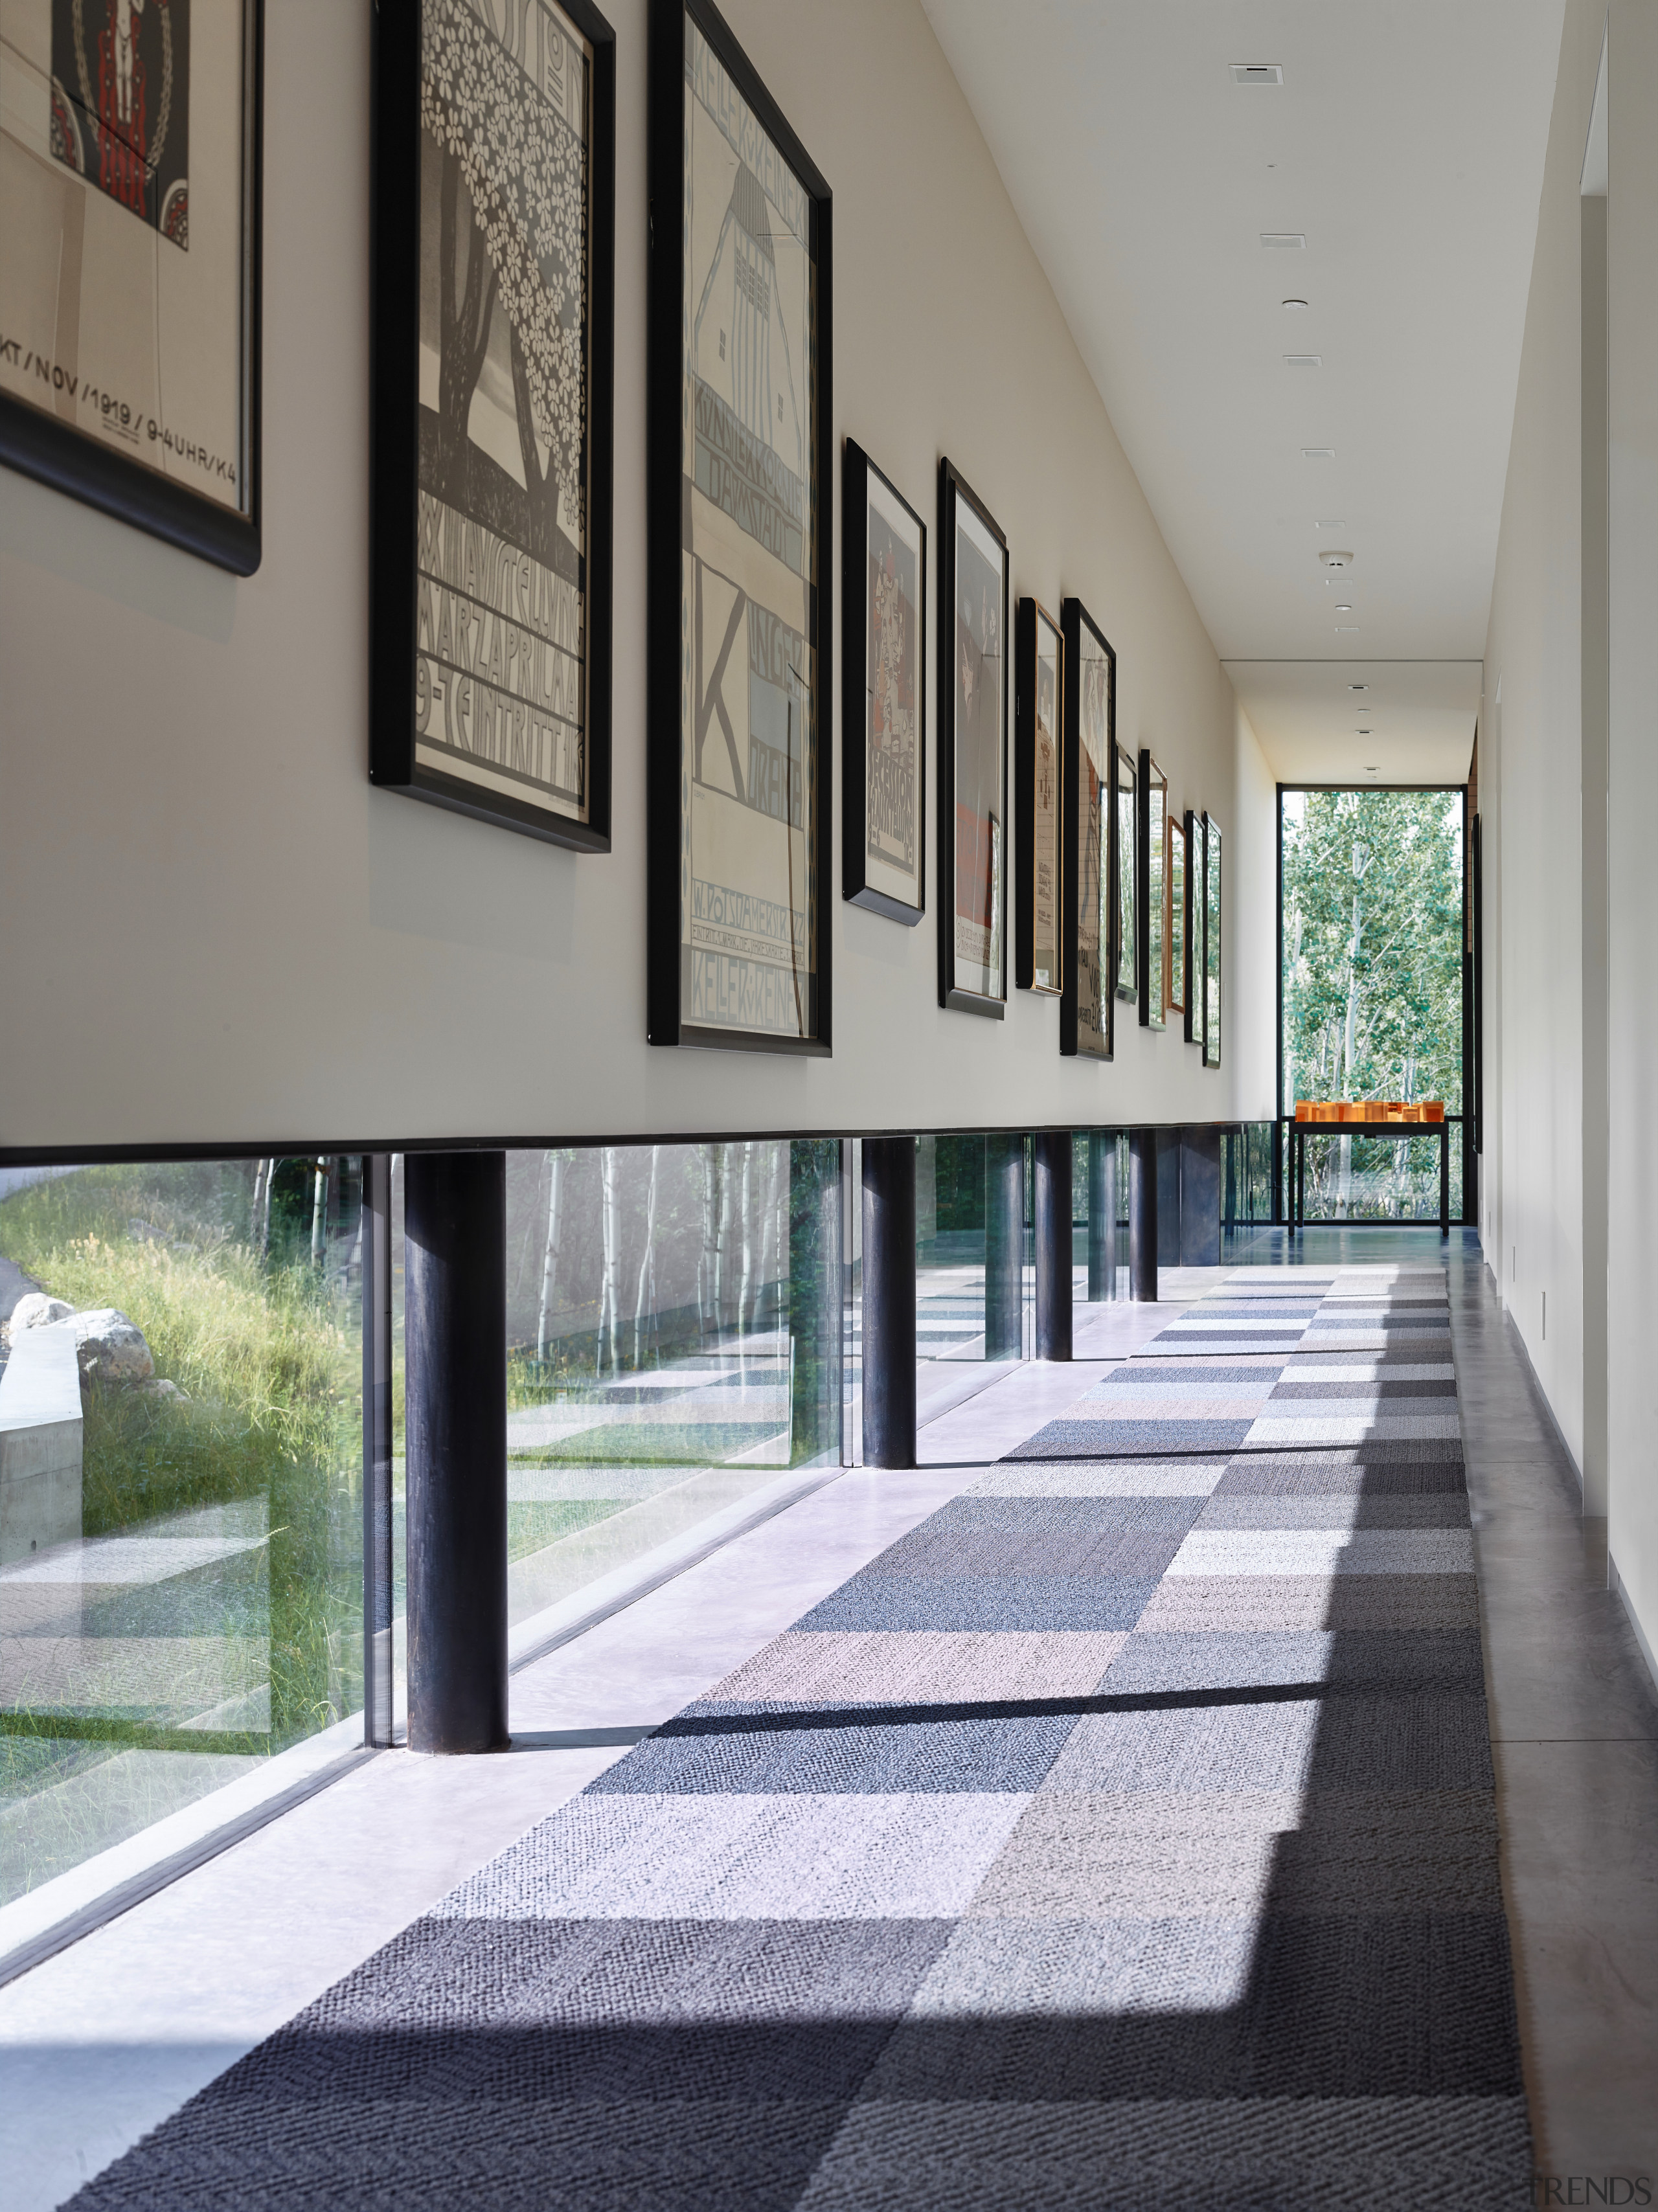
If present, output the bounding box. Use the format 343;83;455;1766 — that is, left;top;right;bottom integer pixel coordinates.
6;1294;74;1338
137;1377;188;1403
53;1309;155;1386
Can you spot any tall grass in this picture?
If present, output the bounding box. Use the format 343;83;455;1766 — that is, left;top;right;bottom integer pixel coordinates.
0;1164;361;1751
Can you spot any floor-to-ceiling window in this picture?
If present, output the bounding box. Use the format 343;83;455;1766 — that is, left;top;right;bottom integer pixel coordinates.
1279;785;1469;1221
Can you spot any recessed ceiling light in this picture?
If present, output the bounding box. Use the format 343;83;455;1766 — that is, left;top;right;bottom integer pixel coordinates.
1365;766;1379;773
1337;625;1360;633
1357;727;1372;734
1303;447;1335;459
1317;519;1346;528
1349;682;1368;690
1284;354;1323;368
1282;298;1310;310
1319;550;1354;569
1334;603;1353;612
1262;232;1306;248
1232;63;1284;85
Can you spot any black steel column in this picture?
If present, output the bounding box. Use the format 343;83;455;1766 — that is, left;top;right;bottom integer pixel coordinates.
1087;1132;1119;1302
361;1153;394;1748
984;1133;1025;1360
405;1149;508;1755
1033;1132;1073;1360
1440;1122;1449;1238
861;1137;916;1469
1129;1128;1159;1302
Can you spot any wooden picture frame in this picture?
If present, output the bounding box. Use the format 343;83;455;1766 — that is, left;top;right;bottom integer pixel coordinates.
646;0;832;1052
843;439;925;925
1184;806;1204;1045
1203;809;1223;1068
1166;808;1187;1020
1015;596;1063;993
938;458;1009;1017
370;0;615;852
1060;596;1115;1059
0;0;264;574
1113;741;1137;1002
1139;751;1166;1029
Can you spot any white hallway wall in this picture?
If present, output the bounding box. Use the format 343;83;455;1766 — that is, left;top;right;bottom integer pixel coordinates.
1484;0;1658;1677
1606;0;1658;1677
1482;0;1600;1487
0;0;1275;1153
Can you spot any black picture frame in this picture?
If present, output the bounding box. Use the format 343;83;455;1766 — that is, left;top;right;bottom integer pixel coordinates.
1167;809;1187;1021
1113;741;1137;1004
646;0;833;1054
1203;809;1223;1068
1015;596;1064;994
369;0;615;854
843;439;925;927
937;459;1010;1018
1060;596;1115;1060
1184;806;1204;1046
0;0;264;574
1139;750;1167;1029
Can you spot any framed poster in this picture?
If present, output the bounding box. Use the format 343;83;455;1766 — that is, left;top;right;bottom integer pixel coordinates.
1060;596;1115;1060
1140;751;1166;1029
646;0;832;1052
843;438;924;925
0;0;263;573
1184;806;1204;1045
1203;810;1223;1068
1015;596;1063;993
369;0;615;853
1113;742;1137;1002
938;458;1008;1017
1166;808;1186;1021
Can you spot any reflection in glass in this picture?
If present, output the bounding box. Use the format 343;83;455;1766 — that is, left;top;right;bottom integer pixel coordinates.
0;1161;363;1904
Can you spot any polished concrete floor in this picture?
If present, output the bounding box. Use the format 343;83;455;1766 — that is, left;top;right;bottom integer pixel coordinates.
1;1239;1653;2205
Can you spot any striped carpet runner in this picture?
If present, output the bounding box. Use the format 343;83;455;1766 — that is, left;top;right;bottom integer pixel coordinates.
71;1265;1528;2210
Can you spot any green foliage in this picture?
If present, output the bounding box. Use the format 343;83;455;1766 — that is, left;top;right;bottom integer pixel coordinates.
1282;789;1464;1112
0;1164;362;1751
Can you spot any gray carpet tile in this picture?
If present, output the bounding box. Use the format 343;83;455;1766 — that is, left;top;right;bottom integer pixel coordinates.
585;1711;1081;1796
67;1265;1528;2211
794;1573;1166;1633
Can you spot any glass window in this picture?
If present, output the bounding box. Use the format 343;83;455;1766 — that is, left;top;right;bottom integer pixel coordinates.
1280;787;1466;1219
488;1142;839;1632
0;1160;363;1904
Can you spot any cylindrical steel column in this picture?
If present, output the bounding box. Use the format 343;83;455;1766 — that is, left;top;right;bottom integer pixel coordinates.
405;1149;508;1754
862;1137;916;1469
984;1133;1025;1361
1128;1128;1159;1303
1034;1131;1073;1360
1087;1132;1119;1302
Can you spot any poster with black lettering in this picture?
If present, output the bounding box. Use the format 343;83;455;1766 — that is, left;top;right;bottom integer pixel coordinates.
1061;596;1115;1061
370;0;615;852
843;439;924;925
938;459;1008;1017
0;0;261;571
647;0;832;1050
1016;596;1063;994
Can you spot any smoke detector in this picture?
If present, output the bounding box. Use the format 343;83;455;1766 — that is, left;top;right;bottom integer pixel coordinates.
1320;549;1354;570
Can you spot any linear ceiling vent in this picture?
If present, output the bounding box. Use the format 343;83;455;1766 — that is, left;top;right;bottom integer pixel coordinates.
1261;232;1306;249
1232;64;1283;85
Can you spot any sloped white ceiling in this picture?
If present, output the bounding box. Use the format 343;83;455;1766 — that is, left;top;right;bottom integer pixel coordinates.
923;0;1565;783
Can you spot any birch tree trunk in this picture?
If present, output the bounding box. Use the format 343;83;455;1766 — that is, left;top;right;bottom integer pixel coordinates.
536;1150;565;1364
632;1145;659;1371
310;1157;328;1266
598;1148;620;1378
